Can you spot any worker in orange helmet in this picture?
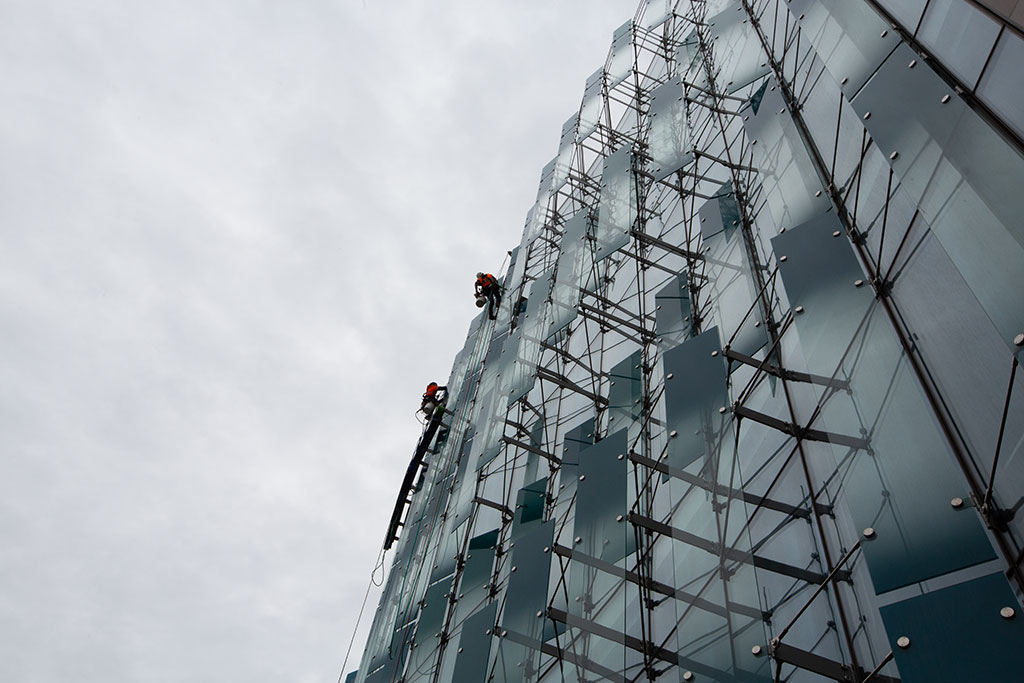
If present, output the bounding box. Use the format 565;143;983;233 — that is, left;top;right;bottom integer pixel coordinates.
475;272;502;320
420;382;448;416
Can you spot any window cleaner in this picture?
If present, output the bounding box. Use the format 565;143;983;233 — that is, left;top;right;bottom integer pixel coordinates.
420;382;448;417
475;272;502;320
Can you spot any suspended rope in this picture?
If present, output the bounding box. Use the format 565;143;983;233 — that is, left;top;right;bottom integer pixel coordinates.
336;545;388;683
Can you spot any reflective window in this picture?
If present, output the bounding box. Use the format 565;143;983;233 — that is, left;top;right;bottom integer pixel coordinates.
918;0;1002;87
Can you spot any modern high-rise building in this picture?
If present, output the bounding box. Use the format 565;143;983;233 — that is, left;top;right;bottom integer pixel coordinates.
349;1;1024;681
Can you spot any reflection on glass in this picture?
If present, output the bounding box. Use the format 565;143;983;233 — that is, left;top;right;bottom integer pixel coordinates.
647;79;692;181
595;146;636;262
774;213;996;592
548;211;590;339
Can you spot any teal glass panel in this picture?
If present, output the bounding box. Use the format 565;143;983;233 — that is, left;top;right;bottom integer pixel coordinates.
508;270;553;406
574;428;630;564
363;622;413;683
451;602;497;683
567;429;631;677
608;350;643;443
453;529;497;623
579;69;604;141
743;82;831;232
879;573;1024;681
773;213;997;592
662;327;729;470
514;478;547;534
562;418;596;467
655;274;692;347
607;21;633;89
784;0;900;98
707;2;771;93
344;672;357;683
408;577;453;676
548;211;590;339
647;79;692;181
495;520;554;682
851;43;1024;346
595;146;636;262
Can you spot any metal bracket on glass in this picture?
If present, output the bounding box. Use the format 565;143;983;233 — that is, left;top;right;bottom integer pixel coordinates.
770;541;861;649
725;348;850;389
502;626;628;683
551;542;768;621
501;436;561;465
535;366;609;407
577;301;656;343
732;404;870;450
471;496;514;521
629;228;705;261
770;642;899;683
978;353;1020;532
629;451;831;519
628;512;844;584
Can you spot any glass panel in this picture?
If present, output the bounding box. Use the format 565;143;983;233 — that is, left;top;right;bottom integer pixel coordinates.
852;42;1024;345
408;577;453;676
607;21;634;89
579;70;604;141
879;572;1024;680
743;80;831;232
451;602;498;683
452;529;498;624
707;2;772;93
663;327;730;470
784;0;901;97
595;146;636;262
548;211;590;339
608;350;643;443
773;212;997;593
874;0;927;33
977;27;1024;141
552;114;578;193
700;184;768;357
567;429;630;677
917;0;1001;87
648;79;692;181
670;452;772;682
655;274;693;348
507;270;553;405
640;0;672;30
494;520;554;682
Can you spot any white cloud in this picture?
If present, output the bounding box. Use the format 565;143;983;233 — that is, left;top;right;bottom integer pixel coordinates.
0;1;633;681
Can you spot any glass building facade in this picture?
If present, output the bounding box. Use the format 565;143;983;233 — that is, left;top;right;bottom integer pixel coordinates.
350;1;1024;681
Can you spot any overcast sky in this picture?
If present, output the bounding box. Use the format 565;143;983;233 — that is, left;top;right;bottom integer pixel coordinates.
0;2;634;681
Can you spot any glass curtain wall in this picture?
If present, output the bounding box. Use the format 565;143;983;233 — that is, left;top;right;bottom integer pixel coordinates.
352;2;1024;682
